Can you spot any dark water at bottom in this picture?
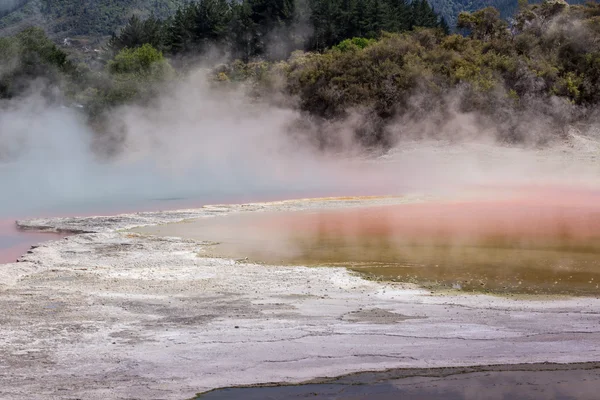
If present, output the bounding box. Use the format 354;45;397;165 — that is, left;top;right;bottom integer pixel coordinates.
196;364;600;400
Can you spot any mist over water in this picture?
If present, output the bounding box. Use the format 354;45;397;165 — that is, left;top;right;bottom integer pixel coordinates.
0;72;424;219
2;59;600;294
0;79;356;219
1;68;600;222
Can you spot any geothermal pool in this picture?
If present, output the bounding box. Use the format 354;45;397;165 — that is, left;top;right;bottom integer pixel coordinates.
7;192;600;399
135;188;600;296
0;219;68;264
0;194;283;264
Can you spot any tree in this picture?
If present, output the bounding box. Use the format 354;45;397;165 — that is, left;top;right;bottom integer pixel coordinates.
410;0;439;29
439;15;450;35
457;7;508;42
248;0;296;58
194;0;232;48
382;0;410;32
165;6;197;54
108;44;168;75
101;44;174;107
309;0;343;50
365;0;390;38
0;27;73;99
352;0;370;37
108;14;165;53
230;0;257;61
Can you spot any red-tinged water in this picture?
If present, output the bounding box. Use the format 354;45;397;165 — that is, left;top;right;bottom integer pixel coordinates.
0;219;69;263
0;191;340;264
258;186;600;250
138;186;600;296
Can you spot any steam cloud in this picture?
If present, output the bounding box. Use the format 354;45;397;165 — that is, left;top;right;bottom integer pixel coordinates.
1;65;600;219
0;70;386;217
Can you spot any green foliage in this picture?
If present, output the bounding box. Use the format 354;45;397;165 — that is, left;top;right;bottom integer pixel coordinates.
457;7;509;42
0;0;591;41
108;43;166;74
220;1;600;145
439;16;450;35
308;0;444;51
162;0;232;54
164;6;197;54
332;37;376;52
108;14;164;52
194;0;231;44
0;27;73;98
84;43;175;117
286;29;476;119
428;0;588;31
107;0;446;60
3;1;600;148
229;0;256;61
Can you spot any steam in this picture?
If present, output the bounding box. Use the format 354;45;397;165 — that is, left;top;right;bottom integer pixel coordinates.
1;62;600;219
0;70;382;217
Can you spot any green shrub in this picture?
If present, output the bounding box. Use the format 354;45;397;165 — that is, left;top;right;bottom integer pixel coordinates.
332;37;376;53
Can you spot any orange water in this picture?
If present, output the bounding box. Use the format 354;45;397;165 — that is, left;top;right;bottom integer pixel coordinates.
149;187;600;296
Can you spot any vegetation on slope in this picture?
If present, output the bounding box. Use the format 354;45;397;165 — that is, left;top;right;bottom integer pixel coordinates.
0;0;599;150
0;0;590;41
429;0;589;30
0;0;186;38
0;26;75;98
106;0;445;60
212;1;600;146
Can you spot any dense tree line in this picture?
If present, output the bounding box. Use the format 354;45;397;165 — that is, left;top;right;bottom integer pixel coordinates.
108;0;446;60
217;1;600;146
308;0;447;51
428;0;589;31
0;0;590;39
0;27;74;99
1;0;600;149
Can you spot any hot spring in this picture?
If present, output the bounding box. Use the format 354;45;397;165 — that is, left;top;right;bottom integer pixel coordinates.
134;187;600;296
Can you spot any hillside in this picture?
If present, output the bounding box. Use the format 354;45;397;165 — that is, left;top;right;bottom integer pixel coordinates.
0;0;185;40
429;0;518;26
0;0;592;41
429;0;589;28
1;0;599;151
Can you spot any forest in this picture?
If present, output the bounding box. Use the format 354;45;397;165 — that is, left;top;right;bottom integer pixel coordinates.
104;0;445;59
427;0;589;29
1;0;599;148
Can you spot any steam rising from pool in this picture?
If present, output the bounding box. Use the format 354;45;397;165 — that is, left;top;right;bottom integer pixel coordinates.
1;70;600;220
2;71;600;291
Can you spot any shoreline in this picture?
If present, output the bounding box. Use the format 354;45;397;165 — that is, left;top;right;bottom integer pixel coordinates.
194;361;600;392
2;196;600;399
195;361;600;399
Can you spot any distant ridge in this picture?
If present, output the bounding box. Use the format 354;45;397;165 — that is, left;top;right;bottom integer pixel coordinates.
0;0;186;40
0;0;592;41
429;0;589;30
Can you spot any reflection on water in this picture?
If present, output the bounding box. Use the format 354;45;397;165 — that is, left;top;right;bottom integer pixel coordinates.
135;189;600;296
